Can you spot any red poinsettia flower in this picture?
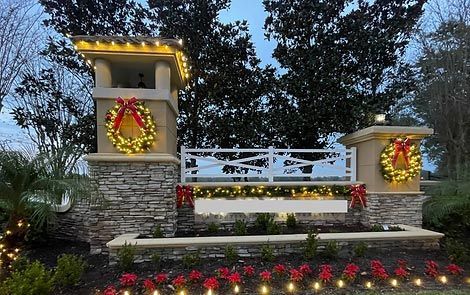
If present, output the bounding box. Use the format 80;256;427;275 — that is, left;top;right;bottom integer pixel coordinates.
299;263;313;275
397;259;408;268
103;285;117;295
273;264;287;275
143;278;156;292
243;265;255;276
227;272;242;285
189;270;203;281
203;277;220;290
289;269;304;282
260;270;272;282
217;267;231;279
342;263;360;281
446;264;464;275
394;267;410;279
119;273;138;287
155;273;168;284
318;264;333;283
172;275;186;288
371;260;389;280
425;260;439;278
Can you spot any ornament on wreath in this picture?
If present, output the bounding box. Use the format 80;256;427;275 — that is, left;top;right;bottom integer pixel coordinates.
380;137;422;183
105;97;157;154
176;185;194;208
349;184;367;209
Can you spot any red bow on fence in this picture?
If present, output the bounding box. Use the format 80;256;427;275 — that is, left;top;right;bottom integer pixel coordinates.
176;185;194;208
349;184;367;209
113;97;146;130
392;138;411;168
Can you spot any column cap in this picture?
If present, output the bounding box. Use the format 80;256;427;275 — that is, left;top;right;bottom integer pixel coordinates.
339;125;434;146
85;153;180;164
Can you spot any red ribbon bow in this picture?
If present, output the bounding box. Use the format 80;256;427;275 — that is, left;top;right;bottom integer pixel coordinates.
349;184;367;208
176;185;194;208
392;138;411;168
113;97;146;130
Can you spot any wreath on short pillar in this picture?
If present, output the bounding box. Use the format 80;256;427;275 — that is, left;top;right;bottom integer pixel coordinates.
380;137;422;183
105;97;157;154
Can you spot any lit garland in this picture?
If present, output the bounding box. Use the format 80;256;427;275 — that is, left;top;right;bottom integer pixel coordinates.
105;97;157;154
0;219;29;269
380;138;422;183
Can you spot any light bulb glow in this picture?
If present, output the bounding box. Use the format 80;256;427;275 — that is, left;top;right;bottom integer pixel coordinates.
207;289;213;295
337;279;345;288
287;282;295;292
261;285;268;294
439;275;448;284
390;279;398;287
123;291;130;295
153;291;159;295
365;281;372;289
414;278;422;286
234;285;240;293
313;282;321;291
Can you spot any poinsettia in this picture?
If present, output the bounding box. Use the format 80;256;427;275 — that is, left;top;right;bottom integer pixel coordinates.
397;259;408;268
227;272;242;285
120;273;138;287
446;264;464;275
172;275;186;288
260;270;272;282
342;263;360;281
189;270;203;282
425;260;439;278
273;264;287;275
318;264;333;283
289;269;304;282
203;277;220;290
371;260;389;280
143;279;156;292
217;267;231;279
243;265;255;276
394;267;410;279
299;263;312;275
103;285;117;295
155;273;168;285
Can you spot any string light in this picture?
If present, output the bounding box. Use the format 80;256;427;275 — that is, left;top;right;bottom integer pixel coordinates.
111;41;115;45
179;290;186;295
313;282;321;291
439;275;448;284
390;279;398;287
380;138;422;183
153;291;159;295
207;289;213;295
337;279;345;288
414;278;422;286
365;281;372;289
123;291;130;295
260;285;269;294
233;285;240;293
287;282;295;292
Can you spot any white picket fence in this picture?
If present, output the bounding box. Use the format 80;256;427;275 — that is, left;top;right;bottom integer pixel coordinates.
180;146;357;185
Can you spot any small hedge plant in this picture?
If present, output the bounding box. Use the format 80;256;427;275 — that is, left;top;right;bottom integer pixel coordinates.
53;254;87;287
0;261;54;295
117;242;136;271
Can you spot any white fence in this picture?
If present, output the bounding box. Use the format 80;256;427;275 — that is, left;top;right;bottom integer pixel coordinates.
180;146;357;185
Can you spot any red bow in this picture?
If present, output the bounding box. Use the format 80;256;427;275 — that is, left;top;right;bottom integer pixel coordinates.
349;184;367;208
113;97;146;130
392;138;411;168
176;185;194;208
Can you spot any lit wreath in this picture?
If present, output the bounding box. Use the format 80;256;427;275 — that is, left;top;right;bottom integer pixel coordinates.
380;137;422;183
105;97;157;154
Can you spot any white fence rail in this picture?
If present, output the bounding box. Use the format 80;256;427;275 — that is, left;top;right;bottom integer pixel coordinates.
180;146;357;185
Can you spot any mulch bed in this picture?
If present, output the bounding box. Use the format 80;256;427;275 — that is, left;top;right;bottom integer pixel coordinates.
20;239;470;294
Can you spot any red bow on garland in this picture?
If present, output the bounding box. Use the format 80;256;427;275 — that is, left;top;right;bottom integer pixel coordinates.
392;138;411;168
349;184;367;209
113;97;146;130
176;185;194;208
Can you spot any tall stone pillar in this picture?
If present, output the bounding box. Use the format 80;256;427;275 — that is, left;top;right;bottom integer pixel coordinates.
339;126;433;227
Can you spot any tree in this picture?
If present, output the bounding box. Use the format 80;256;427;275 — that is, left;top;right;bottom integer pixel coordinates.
263;0;425;151
0;0;42;112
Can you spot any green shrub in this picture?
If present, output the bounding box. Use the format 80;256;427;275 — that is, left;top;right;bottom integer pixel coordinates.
370;224;383;232
286;213;297;228
150;252;162;269
304;230;318;260
10;256;30;273
117;242;136;271
353;241;368;258
266;221;281;235
444;238;470;264
234;220;247;236
182;251;201;268
323;240;339;259
0;261;53;295
207;222;219;234
224;245;238;263
53;254;87;287
260;244;275;262
152;225;164;238
255;213;274;232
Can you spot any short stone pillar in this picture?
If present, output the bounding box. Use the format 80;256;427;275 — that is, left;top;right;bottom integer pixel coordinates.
339;126;433;227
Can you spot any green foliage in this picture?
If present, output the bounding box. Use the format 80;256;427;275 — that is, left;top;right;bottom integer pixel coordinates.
353;242;368;258
255;213;274;232
53;254;87;287
224;245;238;264
286;213;297;229
182;251;201;269
117;242;136;271
152;225;163;238
444;239;470;264
234;220;247;236
260;244;275;262
150;252;162;269
371;224;384;232
10;256;30;273
323;240;339;259
0;261;53;295
266;221;281;235
207;222;219;234
304;230;318;260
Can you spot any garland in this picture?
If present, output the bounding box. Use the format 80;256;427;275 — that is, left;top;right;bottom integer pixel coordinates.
105;97;157;154
380;138;422;183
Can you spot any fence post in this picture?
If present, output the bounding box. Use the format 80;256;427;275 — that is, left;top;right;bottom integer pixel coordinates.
180;146;186;184
350;147;357;182
268;146;274;183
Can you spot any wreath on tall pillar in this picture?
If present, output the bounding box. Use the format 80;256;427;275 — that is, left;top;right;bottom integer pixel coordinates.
105;97;157;154
380;137;422;183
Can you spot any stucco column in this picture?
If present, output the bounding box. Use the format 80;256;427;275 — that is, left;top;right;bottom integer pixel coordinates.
94;58;112;87
155;61;171;91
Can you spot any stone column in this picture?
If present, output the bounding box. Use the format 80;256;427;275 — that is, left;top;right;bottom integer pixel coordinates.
95;58;112;87
339;126;433;227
